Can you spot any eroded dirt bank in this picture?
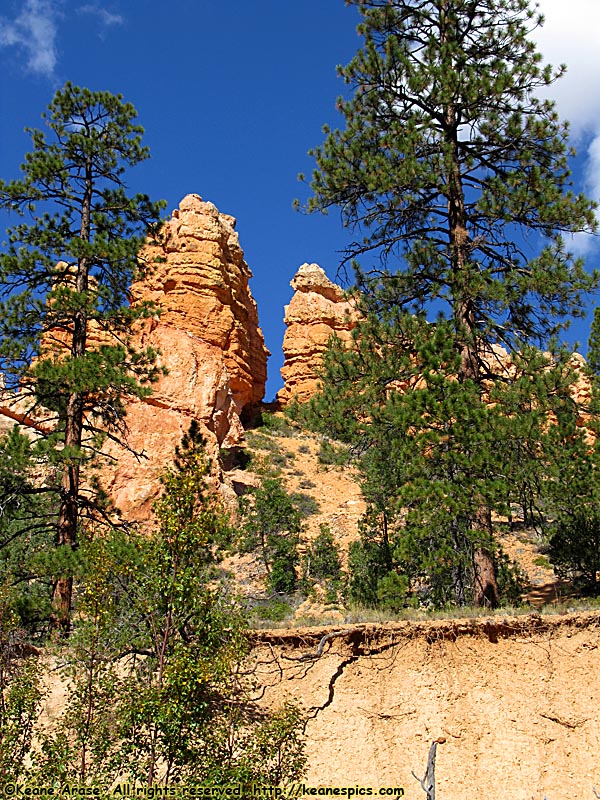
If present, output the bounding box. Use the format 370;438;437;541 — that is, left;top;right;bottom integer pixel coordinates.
250;613;600;800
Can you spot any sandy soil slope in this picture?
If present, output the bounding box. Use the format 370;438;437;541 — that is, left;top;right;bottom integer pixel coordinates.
251;613;600;800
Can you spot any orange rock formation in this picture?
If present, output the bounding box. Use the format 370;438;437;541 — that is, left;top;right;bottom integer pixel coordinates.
133;193;268;412
98;194;269;520
277;267;593;434
277;263;358;405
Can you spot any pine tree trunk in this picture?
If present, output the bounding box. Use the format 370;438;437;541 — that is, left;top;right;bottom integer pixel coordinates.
472;507;499;607
52;391;84;629
444;88;499;608
51;159;92;631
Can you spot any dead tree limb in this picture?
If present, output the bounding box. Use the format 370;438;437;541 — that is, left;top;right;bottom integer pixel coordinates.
0;404;52;435
283;628;361;661
412;739;445;800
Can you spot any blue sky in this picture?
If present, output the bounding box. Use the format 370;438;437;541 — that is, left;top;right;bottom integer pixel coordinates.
1;0;599;400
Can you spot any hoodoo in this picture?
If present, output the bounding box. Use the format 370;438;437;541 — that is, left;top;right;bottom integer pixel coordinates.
98;194;269;520
278;263;358;406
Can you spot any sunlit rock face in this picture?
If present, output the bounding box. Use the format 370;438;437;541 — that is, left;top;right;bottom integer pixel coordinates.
132;193;269;412
277;263;358;406
98;194;269;521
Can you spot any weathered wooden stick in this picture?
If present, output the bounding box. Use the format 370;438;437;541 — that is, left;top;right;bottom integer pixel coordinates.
412;739;445;800
284;628;361;661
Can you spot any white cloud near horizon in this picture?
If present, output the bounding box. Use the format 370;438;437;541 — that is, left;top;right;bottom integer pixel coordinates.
0;0;58;78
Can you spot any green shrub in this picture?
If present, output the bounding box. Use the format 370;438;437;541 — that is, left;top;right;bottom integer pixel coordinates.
548;512;600;589
304;526;342;582
271;450;295;468
495;550;528;605
290;492;320;517
376;572;413;612
28;428;307;789
532;554;551;569
317;440;349;466
251;600;293;622
346;536;391;607
300;526;343;602
269;537;300;594
0;583;44;781
260;412;296;437
242;433;297;475
241;478;303;594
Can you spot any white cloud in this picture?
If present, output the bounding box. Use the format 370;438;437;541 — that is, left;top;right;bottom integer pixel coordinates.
78;5;124;29
532;0;600;248
585;135;600;204
0;1;124;78
563;132;600;256
533;0;600;139
0;0;58;78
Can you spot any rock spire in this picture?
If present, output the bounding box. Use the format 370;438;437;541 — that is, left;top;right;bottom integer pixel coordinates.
278;263;358;405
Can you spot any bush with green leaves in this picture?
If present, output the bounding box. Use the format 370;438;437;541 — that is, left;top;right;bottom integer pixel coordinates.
317;439;349;467
301;525;343;604
548;514;600;590
241;477;304;594
304;526;342;583
258;412;296;437
541;370;600;591
346;532;392;608
375;572;412;613
29;426;306;790
251;599;294;623
0;581;44;783
290;492;320;518
0;426;58;634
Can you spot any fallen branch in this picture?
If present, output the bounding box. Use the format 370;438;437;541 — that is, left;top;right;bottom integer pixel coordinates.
412;739;445;800
283;628;361;661
0;404;52;435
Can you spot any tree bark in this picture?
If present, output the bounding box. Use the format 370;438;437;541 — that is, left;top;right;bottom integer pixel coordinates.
51;157;92;631
442;26;499;607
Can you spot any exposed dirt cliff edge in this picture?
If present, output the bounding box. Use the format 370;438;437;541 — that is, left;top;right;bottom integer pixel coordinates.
251;612;600;800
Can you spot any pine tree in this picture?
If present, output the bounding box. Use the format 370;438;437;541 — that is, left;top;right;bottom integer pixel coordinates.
539;322;600;590
0;83;166;628
587;307;600;380
0;425;59;630
302;0;598;606
242;477;303;594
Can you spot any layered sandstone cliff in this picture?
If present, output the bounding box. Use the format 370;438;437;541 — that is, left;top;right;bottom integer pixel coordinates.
98;194;269;520
277;264;358;405
132;193;268;411
0;194;267;521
